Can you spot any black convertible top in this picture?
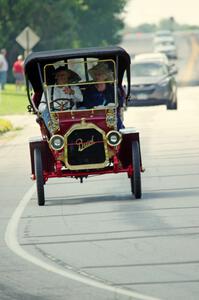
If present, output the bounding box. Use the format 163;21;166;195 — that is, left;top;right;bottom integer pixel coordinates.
24;46;131;91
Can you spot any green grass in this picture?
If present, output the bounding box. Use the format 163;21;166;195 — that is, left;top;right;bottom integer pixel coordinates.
0;84;29;115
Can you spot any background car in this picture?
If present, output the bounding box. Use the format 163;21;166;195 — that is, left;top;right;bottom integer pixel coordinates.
153;30;175;44
133;52;169;64
154;37;178;59
130;53;178;109
133;52;178;74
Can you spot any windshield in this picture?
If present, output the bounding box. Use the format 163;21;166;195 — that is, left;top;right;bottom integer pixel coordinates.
132;62;168;77
42;59;117;112
156;41;175;47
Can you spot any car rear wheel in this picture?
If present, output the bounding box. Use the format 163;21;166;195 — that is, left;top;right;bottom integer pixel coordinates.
172;96;178;109
130;141;142;199
167;95;177;110
34;148;45;206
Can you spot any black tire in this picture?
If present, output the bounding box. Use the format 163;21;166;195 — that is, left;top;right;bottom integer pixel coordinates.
131;141;142;199
166;100;173;110
172;97;178;109
130;174;134;194
34;148;45;206
167;95;177;110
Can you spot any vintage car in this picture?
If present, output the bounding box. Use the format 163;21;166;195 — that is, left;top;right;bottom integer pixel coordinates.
24;46;144;205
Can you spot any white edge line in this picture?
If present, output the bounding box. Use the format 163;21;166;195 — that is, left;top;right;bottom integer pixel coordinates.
5;184;162;300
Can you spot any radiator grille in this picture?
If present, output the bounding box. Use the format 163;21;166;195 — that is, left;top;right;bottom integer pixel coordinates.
66;128;106;166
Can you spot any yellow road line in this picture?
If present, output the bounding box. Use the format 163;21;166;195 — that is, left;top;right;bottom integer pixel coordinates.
180;35;199;83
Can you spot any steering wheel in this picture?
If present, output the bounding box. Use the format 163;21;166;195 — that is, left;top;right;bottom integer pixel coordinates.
50;98;74;111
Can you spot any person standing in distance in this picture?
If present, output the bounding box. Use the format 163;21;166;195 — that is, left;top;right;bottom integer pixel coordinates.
12;55;24;91
0;49;8;90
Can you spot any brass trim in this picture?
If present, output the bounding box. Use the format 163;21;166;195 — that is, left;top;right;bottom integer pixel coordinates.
106;130;122;147
49;134;65;151
43;59;116;85
43;59;118;114
106;109;117;129
64;122;109;170
49;112;60;133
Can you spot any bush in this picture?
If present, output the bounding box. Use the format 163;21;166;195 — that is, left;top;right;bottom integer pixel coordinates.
0;119;13;134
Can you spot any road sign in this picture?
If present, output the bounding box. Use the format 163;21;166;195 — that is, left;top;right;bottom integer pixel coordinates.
16;26;40;52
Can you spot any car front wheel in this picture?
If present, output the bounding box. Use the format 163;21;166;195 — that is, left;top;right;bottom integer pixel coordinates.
34;148;45;206
167;95;177;110
130;141;142;199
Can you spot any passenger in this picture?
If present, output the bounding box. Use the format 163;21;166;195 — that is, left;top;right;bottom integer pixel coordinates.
83;62;115;108
38;62;83;132
83;62;124;129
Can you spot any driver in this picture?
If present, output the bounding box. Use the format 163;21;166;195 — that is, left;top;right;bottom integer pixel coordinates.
39;66;83;112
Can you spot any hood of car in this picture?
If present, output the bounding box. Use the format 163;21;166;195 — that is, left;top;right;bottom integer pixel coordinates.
132;76;164;86
155;45;176;52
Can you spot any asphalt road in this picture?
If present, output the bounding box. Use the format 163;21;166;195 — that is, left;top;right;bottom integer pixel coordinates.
1;33;199;300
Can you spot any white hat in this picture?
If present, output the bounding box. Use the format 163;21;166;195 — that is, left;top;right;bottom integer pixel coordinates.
88;62;114;81
53;60;65;70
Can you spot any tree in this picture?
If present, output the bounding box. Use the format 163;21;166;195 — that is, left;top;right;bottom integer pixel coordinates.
158;18;177;31
73;0;127;47
0;0;127;81
132;23;157;33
